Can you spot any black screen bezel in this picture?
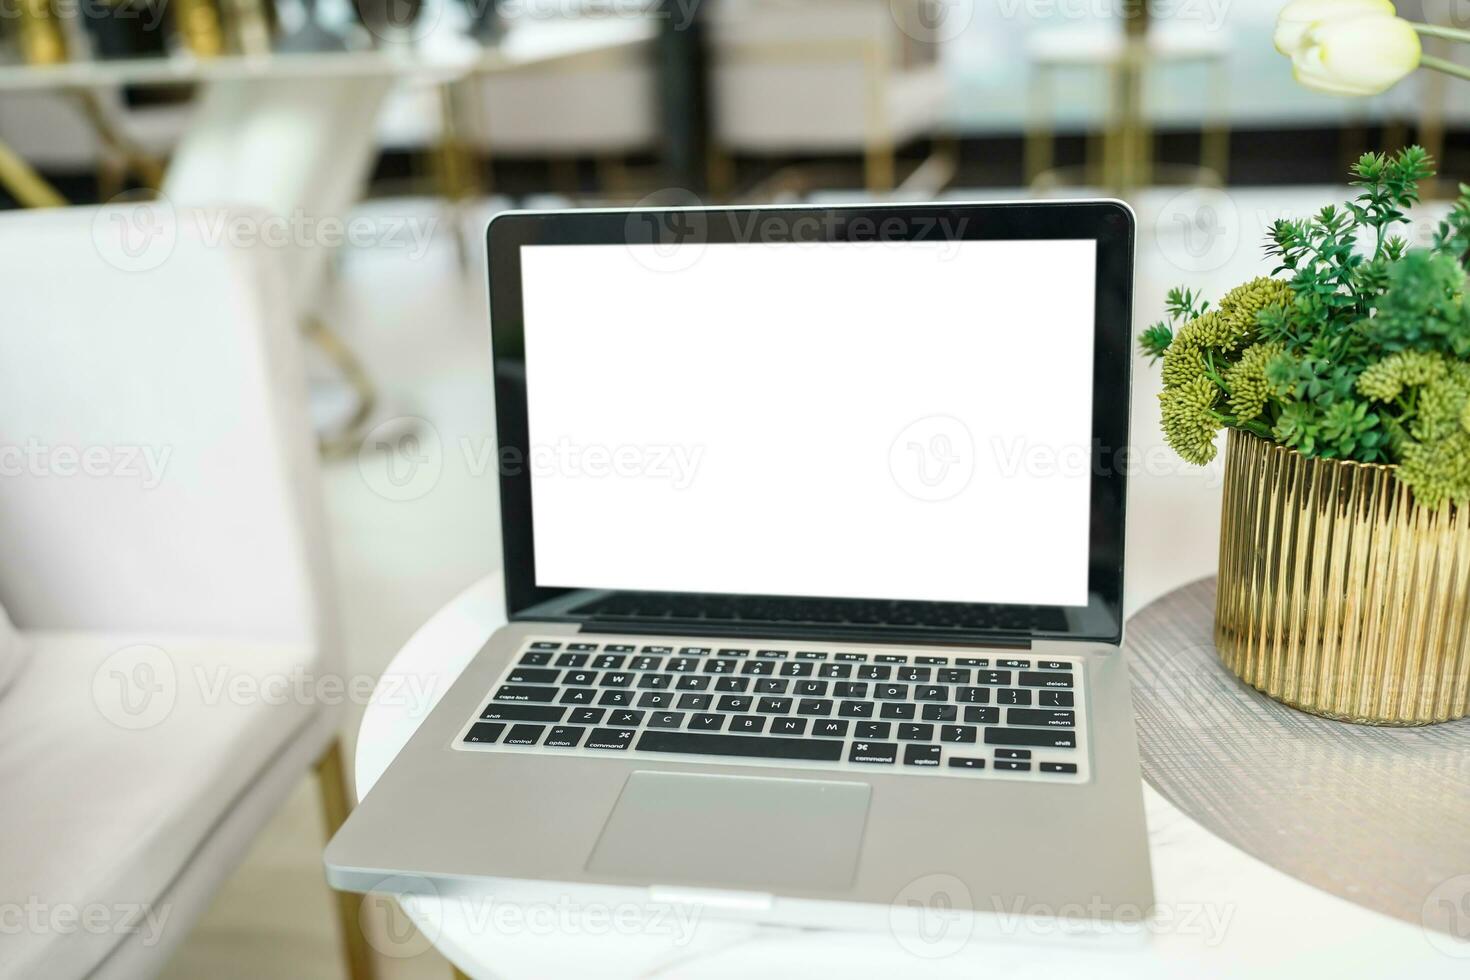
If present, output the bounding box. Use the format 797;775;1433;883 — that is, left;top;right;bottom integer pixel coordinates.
488;200;1132;645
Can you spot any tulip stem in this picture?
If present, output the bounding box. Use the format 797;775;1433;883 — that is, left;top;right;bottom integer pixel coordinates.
1419;54;1470;82
1409;22;1470;45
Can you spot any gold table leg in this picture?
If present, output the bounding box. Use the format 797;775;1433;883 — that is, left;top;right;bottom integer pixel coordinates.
0;135;67;208
316;739;380;980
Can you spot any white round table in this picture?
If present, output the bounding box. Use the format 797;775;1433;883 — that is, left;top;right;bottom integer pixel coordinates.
354;573;1465;978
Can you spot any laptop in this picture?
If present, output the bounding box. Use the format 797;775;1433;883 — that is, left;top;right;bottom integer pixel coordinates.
326;199;1152;935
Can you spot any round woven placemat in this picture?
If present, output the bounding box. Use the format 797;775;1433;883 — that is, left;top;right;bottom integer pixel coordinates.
1123;577;1470;935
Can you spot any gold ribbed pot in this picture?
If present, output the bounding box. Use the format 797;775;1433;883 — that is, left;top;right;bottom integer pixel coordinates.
1215;429;1470;725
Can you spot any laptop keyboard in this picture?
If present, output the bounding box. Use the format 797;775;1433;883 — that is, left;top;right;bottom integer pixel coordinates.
454;639;1089;782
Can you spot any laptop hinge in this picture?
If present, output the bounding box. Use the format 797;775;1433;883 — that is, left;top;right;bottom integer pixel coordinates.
579;618;1033;649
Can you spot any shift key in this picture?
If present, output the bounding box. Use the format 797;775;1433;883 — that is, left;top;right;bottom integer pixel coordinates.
985;727;1076;749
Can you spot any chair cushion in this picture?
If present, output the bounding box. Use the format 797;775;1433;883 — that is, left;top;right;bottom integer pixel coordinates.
0;630;322;980
0;601;28;697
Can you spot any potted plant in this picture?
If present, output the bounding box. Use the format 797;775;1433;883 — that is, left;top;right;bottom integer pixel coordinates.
1141;147;1470;725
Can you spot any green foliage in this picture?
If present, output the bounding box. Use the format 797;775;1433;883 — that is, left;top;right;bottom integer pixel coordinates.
1141;146;1470;509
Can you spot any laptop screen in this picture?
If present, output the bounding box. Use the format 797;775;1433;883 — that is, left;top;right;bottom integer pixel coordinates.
519;238;1097;609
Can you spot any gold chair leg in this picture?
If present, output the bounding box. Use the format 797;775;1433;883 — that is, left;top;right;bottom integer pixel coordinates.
316;739;380;980
451;967;473;979
0;136;67;208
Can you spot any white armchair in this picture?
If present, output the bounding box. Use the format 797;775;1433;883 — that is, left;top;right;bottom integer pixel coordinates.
0;206;373;979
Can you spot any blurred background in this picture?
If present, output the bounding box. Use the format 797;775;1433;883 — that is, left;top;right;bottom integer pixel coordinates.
1;0;1466;976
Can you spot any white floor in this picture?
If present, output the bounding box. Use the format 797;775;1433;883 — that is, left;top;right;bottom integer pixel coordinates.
157;184;1366;979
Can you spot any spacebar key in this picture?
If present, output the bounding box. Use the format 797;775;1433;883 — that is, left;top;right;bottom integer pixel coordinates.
637;730;842;761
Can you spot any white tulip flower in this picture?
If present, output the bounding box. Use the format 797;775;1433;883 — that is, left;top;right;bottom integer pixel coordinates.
1274;0;1423;96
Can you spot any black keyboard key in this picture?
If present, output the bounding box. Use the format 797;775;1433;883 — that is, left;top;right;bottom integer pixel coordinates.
599;672;634;688
770;717;808;736
849;741;898;764
1020;671;1074;689
689;713;724;731
819;663;853;679
898;667;930;682
641;645;673;654
995;748;1031;760
879;702;916;719
555;653;589;668
504;724;544;745
795;680;828;697
740;660;776;675
559;688;595;705
875;654;907;664
1038;661;1072;671
481;704;565;723
1041;690;1075;707
528;641;560;651
595;654;629;669
938;669;970;684
648;711;685;729
1008;708;1076;728
495;685;558;703
916;656;948;666
997;658;1030;669
463;722;505;744
705;659;738;674
756;649;789;659
680;647;712;656
916;686;949;701
676;675;710;691
728;715;766;733
638;730;842;761
568;707;605;725
1041;762;1079;774
855;721;891;739
979;671;1011;686
948;756;985;769
941;725;978;744
874;683;909;700
586;727;636;749
544;725;584;747
963;706;999;724
637;674;673;690
598;690;633;706
779;662;814;677
834;653;866;662
667;657;699;672
995;760;1032;771
754;678;789;694
986;727;1077;749
798;698;834;716
717;695;753;712
955;658;988;667
628;656;659;670
637;691;673;709
812;718;849;737
857;665;891;681
956;687;990;704
519;652;553;666
997;688;1032;706
562;670;596;686
715;677;750;692
717;648;750;657
795;651;827;660
604;644;635;653
609;710;644;726
898;723;934;740
677;693;712;710
833;682;868;698
757;697;793;714
839;700;874;718
903;744;941;767
920;704;958;722
567;642;598;652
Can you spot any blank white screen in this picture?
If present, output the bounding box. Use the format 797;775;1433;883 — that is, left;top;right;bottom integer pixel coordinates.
521;238;1096;606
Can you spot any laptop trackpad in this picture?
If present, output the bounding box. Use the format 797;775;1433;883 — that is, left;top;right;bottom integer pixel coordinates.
586;771;870;890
